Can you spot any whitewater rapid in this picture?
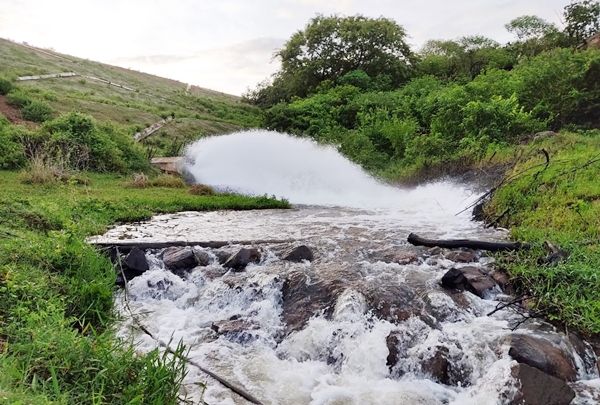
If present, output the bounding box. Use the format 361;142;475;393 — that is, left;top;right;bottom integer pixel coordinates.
94;131;599;404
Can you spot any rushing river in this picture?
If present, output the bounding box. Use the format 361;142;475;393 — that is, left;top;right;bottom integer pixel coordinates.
93;131;599;404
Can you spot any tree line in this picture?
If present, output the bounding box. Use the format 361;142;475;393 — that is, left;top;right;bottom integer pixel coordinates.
244;1;600;178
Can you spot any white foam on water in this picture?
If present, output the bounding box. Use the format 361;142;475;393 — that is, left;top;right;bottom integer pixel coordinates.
184;130;479;212
101;130;600;404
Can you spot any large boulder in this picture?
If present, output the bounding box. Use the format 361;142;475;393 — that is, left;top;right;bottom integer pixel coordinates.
281;270;348;333
441;266;496;298
510;363;575;405
282;245;314;262
508;334;577;381
421;346;452;385
163;246;197;271
116;247;149;285
361;277;418;323
223;247;261;271
123;247;149;273
192;248;212;267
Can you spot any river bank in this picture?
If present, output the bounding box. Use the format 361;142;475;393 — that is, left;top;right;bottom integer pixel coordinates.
0;171;288;403
484;131;600;336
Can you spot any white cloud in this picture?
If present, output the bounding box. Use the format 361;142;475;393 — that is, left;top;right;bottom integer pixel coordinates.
0;0;569;95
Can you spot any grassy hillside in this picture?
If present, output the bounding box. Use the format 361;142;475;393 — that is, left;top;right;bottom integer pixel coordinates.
0;38;261;156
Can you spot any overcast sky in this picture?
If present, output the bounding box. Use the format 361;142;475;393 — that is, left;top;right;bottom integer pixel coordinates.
1;0;568;95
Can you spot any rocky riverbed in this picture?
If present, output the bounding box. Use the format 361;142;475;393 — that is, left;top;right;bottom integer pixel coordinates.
91;203;600;405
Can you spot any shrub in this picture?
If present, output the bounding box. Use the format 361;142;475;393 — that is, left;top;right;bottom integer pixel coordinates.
0;122;27;169
150;174;186;188
6;89;32;108
43;113;148;172
127;172;149;188
0;77;13;95
189;184;215;195
18;154;70;185
21;100;53;122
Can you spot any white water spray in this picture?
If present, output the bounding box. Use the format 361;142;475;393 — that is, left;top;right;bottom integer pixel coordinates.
184;130;478;212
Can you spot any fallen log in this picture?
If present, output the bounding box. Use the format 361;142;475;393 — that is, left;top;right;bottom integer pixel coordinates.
407;233;528;252
91;239;294;250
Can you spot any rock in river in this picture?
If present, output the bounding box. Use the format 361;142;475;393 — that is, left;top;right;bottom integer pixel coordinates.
224;247;261;271
441;266;496;298
163;247;197;271
508;334;577;381
282;245;314;262
510;363;575;405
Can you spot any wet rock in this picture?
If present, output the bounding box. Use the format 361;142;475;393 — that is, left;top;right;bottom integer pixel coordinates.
163;247;197;271
224;247;261;271
441;266;496;298
509;334;577;381
388;251;419;265
568;333;598;375
510;363;575;405
211;319;258;335
427;247;443;256
283;245;314;262
386;332;400;370
211;319;259;344
421;346;451;385
362;279;418;323
281;270;348;332
214;249;233;264
472;201;486;221
192;249;211;266
115;247;149;285
199;267;228;281
123;247;149;273
445;250;477;263
491;269;510;289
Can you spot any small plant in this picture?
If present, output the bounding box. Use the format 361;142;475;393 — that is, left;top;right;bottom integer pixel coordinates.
21;100;53;122
18;154;70;185
189;184;215;195
6;89;32;108
128;172;149;188
150;174;186;188
0;77;13;95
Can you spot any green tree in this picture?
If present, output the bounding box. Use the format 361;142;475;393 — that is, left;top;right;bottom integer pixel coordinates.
418;36;513;79
246;15;414;106
505;15;564;57
564;0;600;44
505;15;557;40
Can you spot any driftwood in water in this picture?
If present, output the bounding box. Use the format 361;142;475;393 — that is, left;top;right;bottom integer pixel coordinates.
407;233;528;252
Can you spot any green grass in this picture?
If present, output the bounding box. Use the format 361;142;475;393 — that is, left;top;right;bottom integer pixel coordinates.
0;171;288;403
487;131;600;334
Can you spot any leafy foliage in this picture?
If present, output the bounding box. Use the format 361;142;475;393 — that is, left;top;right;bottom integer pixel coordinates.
245;15;414;106
0;76;13;95
564;0;600;44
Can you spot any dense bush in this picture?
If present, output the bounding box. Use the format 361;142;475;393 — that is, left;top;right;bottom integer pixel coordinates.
263;47;598;178
0;113;149;173
0;119;27;169
6;88;32;108
0;76;13;95
21;99;53;122
40;112;149;172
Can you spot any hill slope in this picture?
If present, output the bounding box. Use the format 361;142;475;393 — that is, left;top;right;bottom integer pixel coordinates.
0;38;261;155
